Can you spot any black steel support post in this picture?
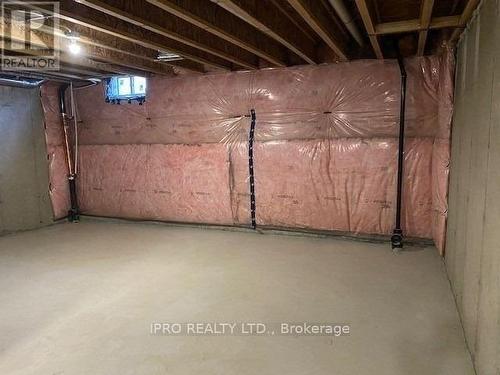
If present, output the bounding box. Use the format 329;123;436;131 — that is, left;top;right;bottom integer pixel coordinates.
58;84;80;222
391;58;407;250
248;109;257;229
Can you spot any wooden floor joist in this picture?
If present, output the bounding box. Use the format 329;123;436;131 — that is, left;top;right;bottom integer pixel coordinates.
146;0;289;67
213;0;318;64
56;21;206;73
76;0;259;70
24;0;234;71
450;0;481;42
287;0;348;61
375;15;460;35
417;0;435;56
0;17;175;77
1;0;483;77
68;43;175;76
355;0;383;59
55;64;110;78
0;41;149;77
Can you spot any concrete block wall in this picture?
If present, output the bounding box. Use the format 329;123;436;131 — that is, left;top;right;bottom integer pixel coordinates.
445;1;500;374
0;85;53;235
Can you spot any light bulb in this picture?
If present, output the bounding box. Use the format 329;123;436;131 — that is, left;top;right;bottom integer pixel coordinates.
68;39;81;55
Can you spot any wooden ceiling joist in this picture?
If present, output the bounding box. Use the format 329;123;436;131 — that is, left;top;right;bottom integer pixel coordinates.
57;50;156;76
287;0;348;61
417;0;435;56
270;0;318;43
36;29;175;76
2;0;483;77
354;0;383;59
76;0;259;70
450;0;481;42
72;43;174;76
1;42;146;77
146;0;289;67
1;17;175;77
25;0;234;71
212;0;317;64
56;64;109;78
375;15;460;35
57;21;206;73
42;71;92;81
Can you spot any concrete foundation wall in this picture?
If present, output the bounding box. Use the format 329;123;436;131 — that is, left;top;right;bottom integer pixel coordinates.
0;85;53;234
445;1;500;374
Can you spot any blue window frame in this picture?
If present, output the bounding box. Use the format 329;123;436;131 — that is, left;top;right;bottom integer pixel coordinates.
105;76;146;104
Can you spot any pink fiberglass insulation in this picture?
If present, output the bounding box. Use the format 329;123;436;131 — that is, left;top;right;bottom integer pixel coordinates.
77;144;234;224
40;83;70;220
432;52;455;253
242;137;433;238
41;54;454;253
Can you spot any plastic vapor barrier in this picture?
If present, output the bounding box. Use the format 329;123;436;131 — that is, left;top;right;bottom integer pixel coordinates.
41;54;454;253
40;83;71;220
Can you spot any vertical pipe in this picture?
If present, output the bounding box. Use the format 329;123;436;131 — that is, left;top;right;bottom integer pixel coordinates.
327;0;364;46
59;84;80;222
391;57;407;250
248;109;257;229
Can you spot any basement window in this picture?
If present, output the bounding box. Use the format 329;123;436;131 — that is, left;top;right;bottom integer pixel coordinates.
105;75;146;105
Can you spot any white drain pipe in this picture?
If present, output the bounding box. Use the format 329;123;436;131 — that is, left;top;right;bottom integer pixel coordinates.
328;0;364;46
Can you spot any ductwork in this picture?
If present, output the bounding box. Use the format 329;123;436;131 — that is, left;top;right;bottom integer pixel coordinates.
0;76;45;89
328;0;364;46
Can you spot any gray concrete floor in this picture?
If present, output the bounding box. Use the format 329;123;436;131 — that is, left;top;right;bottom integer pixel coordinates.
0;220;474;375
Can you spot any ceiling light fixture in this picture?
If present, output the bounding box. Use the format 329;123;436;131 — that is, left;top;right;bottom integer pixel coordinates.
65;31;81;55
156;51;182;62
68;39;81;55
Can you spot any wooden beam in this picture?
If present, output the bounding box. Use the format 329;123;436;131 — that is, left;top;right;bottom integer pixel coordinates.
57;49;155;76
430;15;461;29
354;0;383;58
417;30;429;56
25;0;234;71
376;19;421;35
24;18;205;73
70;42;175;76
32;28;176;75
417;0;435;56
269;0;318;43
450;0;481;42
80;61;155;77
57;21;205;73
56;64;110;78
420;0;435;27
146;0;288;67
287;0;348;61
42;71;92;80
376;15;460;35
212;0;317;64
76;0;258;70
458;0;481;24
